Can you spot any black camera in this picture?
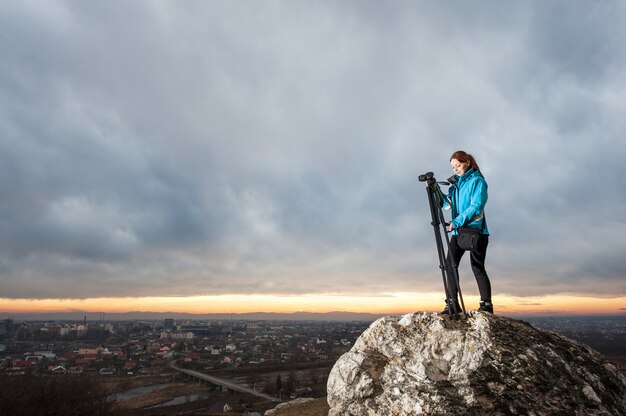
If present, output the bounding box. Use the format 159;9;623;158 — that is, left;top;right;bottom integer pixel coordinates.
418;172;434;182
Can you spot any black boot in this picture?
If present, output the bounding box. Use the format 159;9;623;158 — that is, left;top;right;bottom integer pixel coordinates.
477;300;494;314
440;298;461;315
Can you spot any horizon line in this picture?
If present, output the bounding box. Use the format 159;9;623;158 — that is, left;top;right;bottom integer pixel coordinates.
2;293;625;317
2;309;624;321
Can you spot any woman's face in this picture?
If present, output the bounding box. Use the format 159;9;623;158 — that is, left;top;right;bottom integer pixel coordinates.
450;158;470;176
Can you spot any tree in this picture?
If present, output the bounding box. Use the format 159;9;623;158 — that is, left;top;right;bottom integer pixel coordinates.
275;374;282;394
285;371;297;398
0;374;127;416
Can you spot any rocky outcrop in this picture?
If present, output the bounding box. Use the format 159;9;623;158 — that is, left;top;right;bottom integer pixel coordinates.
327;312;626;415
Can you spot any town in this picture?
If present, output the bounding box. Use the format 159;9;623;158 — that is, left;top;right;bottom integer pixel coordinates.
1;314;624;415
0;316;370;415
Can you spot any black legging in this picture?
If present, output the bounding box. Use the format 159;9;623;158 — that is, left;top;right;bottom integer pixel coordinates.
446;234;492;302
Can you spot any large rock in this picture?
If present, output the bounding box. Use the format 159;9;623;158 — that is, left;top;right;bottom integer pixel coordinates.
327;312;625;415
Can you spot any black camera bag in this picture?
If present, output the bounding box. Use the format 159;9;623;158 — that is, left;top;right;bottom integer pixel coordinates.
457;227;482;251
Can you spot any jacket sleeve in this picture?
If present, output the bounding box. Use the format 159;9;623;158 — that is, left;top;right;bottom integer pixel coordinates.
451;178;487;228
441;188;452;210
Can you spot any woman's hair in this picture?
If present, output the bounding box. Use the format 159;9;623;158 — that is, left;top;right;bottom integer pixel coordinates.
450;150;481;173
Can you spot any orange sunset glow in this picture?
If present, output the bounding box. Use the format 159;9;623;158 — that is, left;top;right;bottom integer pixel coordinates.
1;293;624;317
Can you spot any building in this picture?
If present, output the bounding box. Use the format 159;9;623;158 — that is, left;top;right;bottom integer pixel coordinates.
160;331;194;340
2;318;14;335
49;365;68;375
34;351;57;360
99;367;116;375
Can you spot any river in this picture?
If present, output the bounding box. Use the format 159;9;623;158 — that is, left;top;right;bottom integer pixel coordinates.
147;392;211;408
110;381;185;399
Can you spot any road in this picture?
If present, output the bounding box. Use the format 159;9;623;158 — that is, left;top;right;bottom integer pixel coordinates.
169;361;280;402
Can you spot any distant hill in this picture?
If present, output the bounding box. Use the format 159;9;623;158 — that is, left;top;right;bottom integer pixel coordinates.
0;310;385;322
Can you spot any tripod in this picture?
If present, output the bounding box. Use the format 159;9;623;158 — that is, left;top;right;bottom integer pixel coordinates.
419;172;467;319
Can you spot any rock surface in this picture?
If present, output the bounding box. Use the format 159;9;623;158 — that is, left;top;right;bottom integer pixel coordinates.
327;312;626;415
264;397;328;416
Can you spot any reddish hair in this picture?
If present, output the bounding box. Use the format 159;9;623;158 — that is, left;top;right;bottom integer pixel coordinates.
450;150;480;173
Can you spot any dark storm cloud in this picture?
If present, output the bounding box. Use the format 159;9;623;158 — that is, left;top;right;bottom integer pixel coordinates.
0;1;625;299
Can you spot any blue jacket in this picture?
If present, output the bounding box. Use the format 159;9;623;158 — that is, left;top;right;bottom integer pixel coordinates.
444;168;489;235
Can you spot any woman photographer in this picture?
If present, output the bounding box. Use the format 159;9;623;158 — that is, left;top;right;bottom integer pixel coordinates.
442;150;493;314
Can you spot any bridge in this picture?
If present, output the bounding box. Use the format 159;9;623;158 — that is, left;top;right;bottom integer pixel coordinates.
169;361;280;402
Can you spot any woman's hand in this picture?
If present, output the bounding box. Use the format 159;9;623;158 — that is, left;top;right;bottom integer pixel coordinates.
448;223;455;232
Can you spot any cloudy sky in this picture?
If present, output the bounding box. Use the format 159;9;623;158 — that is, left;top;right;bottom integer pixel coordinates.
1;1;625;312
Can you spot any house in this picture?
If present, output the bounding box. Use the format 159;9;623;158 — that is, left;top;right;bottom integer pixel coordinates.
103;347;123;358
49;365;67;375
34;351;57;360
222;354;238;364
12;360;34;368
5;367;28;376
159;345;172;355
123;361;138;374
79;346;105;355
68;366;83;374
108;347;125;357
160;340;176;349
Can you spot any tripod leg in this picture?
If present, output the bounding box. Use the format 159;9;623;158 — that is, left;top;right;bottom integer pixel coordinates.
438;206;467;318
453;267;467;316
438;234;454;319
447;254;467;317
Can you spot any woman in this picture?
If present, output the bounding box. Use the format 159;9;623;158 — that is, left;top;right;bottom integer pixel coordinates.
442;150;493;314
